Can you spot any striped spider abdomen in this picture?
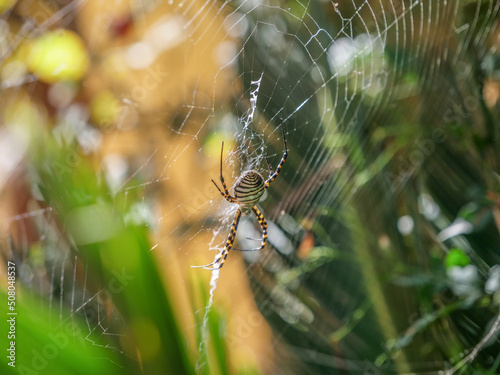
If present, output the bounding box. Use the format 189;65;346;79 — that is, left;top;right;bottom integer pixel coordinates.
233;170;265;210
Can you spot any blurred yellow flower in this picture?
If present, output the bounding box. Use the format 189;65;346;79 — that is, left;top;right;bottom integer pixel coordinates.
90;90;121;129
28;29;89;84
0;0;16;14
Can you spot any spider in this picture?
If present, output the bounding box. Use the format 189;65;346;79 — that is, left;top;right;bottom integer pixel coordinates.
192;124;288;270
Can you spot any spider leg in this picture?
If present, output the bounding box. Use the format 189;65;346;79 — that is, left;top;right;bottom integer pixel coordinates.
264;122;288;190
191;208;242;270
211;141;236;203
211;179;234;202
265;155;273;174
218;141;237;202
233;206;267;252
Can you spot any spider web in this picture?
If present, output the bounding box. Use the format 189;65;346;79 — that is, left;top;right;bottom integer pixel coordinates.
2;0;500;374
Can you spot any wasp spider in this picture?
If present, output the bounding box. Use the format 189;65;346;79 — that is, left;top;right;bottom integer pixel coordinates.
192;124;288;270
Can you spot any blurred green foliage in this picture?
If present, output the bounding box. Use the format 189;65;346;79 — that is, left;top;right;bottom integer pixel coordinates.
1;135;215;375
